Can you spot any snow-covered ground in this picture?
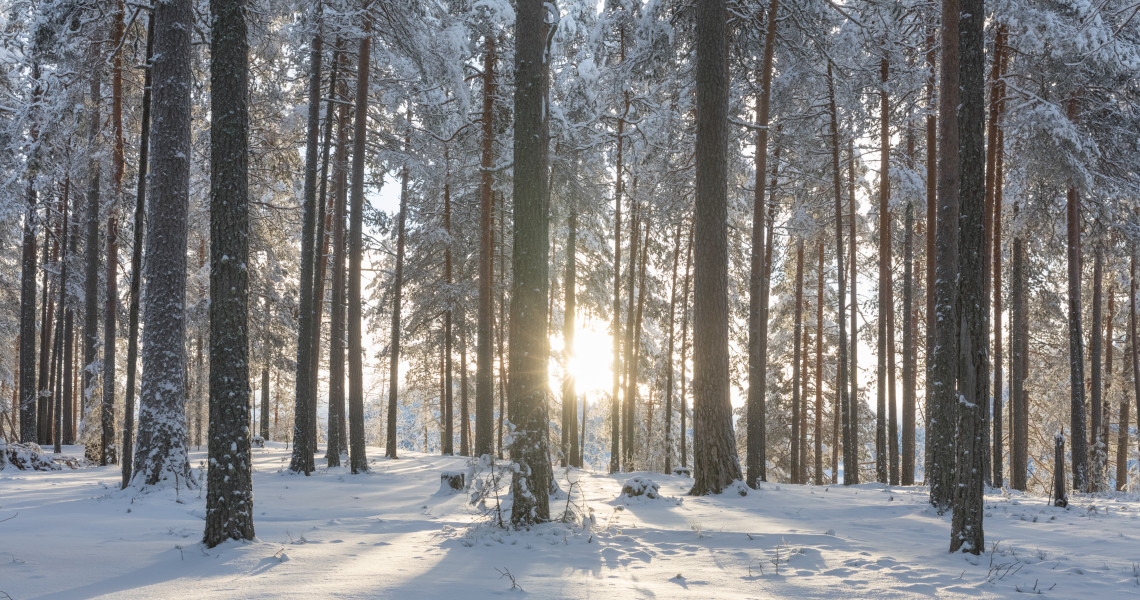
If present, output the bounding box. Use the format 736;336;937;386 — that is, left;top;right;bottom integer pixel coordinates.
3;443;1140;599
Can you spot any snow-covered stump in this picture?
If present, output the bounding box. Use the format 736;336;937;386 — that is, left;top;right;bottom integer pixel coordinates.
672;467;692;478
440;472;466;494
619;477;660;500
252;435;265;449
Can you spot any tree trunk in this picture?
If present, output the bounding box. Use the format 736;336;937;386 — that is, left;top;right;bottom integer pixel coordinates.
950;0;986;553
876;56;892;486
622;193;640;470
747;0;779;489
460;312;470;457
679;222;694;469
609;79;629;475
791;238;805;484
101;0;125;465
815;244;825;486
204;0;254;546
1065;95;1089;494
131;0;193;488
823;62;850;488
664;221;682;475
37;209;56;446
508;0;552;525
347;21;371;473
902;196;916;485
1009;202;1028;491
443;145;454;456
497;190;507;460
847;136;859;485
84;44;103;462
1090;246;1104;491
924;26;938;485
929;0;962;511
288;29;324;475
562;197;578;468
1118;255;1136;491
691;0;742;495
326;47;350;465
385;123;411;462
122;16;154;486
988;24;1008;488
474;34;497;459
1132;252;1140;483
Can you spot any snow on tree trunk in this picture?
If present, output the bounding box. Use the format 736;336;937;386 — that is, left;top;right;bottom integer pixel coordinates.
348;23;371;474
204;0;254;547
131;0;193;489
691;0;743;496
508;0;552;526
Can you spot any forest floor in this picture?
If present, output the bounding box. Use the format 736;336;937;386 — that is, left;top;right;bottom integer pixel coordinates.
3;442;1140;599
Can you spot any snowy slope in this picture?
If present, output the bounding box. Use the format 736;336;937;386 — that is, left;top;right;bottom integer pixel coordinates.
3;443;1139;599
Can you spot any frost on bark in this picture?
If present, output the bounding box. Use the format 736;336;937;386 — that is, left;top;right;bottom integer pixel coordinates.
508;0;552;526
691;0;743;496
204;0;254;547
131;0;193;489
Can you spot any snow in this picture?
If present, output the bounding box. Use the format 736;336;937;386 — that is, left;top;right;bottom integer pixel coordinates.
3;443;1140;598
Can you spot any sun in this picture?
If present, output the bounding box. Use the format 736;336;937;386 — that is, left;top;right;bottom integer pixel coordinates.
549;319;615;397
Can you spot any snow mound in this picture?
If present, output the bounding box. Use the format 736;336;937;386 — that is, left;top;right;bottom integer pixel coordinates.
1;441;61;471
619;476;660;500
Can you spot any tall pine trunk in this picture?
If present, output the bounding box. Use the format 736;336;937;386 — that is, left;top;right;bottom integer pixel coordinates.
561;197;578;467
791;239;805;484
664;221;682;475
385;123;411;461
288;28;324;475
691;0;743;495
747;0;779;489
950;0;987;553
326;48;350;465
347;21;372;473
475;34;497;458
679;222;694;469
876;56;893;485
1065;95;1089;493
204;0;254;546
508;0;552;525
929;0;961;511
131;0;192;488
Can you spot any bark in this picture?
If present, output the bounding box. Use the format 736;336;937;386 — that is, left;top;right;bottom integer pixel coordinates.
443;145;454;456
63;178;77;446
814;245;825;486
622;195;641;469
929;0;961;511
950;0;986;553
562;197;578;468
1009;203;1028;491
691;0;742;496
508;0;552;525
18;79;39;439
1132;252;1140;482
101;0;125;466
923;25;938;488
824;63;850;488
1090;246;1104;491
497;190;507;459
679;222;694;468
313;46;341;461
876;56;892;485
348;22;371;473
988;25;1008;487
84;45;103;461
791;239;805;484
288;29;323;475
385;124;410;461
747;0;779;489
902;196;916;485
847;136;859;484
37;209;55;445
204;0;254;546
1065;95;1088;494
475;34;497;458
460;312;470;457
609;52;630;475
326;47;350;465
664;221;682;475
131;0;193;488
52;195;70;453
1118;256;1136;491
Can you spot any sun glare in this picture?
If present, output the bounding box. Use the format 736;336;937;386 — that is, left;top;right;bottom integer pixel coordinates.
550;321;614;397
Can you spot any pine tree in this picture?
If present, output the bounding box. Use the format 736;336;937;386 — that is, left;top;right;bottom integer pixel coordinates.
204;0;254;547
131;0;193;488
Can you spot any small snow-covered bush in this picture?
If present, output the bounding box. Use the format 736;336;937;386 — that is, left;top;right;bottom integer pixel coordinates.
619;477;660;500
